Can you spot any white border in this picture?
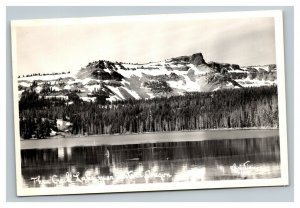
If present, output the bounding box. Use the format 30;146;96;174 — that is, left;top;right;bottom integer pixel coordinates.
10;10;289;197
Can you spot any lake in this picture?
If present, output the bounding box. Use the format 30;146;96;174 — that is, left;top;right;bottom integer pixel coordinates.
20;130;281;188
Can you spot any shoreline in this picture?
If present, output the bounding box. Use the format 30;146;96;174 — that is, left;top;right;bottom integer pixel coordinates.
20;128;279;150
23;126;279;139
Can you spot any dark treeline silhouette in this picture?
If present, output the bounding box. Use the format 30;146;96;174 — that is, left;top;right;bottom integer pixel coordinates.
18;71;70;78
19;86;278;139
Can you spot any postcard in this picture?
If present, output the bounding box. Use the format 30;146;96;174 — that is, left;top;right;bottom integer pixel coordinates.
11;10;288;196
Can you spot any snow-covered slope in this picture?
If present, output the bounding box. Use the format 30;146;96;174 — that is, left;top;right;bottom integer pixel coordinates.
17;52;277;102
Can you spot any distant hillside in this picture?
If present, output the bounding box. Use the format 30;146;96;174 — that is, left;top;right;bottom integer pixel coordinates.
17;52;277;103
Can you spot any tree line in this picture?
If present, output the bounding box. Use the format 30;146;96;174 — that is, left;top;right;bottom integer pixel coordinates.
19;85;279;139
18;71;70;78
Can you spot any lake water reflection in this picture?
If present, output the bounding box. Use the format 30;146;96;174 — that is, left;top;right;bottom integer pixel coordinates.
21;135;281;188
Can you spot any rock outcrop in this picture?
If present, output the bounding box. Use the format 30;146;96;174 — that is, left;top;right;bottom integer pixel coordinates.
189;53;206;65
171;52;206;65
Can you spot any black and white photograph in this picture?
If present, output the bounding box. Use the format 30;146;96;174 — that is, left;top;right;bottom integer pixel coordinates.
11;11;288;196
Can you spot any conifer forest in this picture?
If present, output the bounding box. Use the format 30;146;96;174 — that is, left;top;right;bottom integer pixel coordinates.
19;85;278;139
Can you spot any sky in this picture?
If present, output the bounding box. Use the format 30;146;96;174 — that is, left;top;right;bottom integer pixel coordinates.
14;15;276;75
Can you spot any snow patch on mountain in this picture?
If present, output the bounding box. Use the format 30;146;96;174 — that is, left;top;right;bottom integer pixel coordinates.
106;86;125;99
121;87;141;99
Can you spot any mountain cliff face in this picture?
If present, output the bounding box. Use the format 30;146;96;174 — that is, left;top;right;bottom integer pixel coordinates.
17;52;277;102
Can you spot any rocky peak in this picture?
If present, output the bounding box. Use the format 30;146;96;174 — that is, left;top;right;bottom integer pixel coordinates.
171;52;206;65
189;53;206;65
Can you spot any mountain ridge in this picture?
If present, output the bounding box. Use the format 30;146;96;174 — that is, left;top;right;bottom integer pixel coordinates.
17;52;277;103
